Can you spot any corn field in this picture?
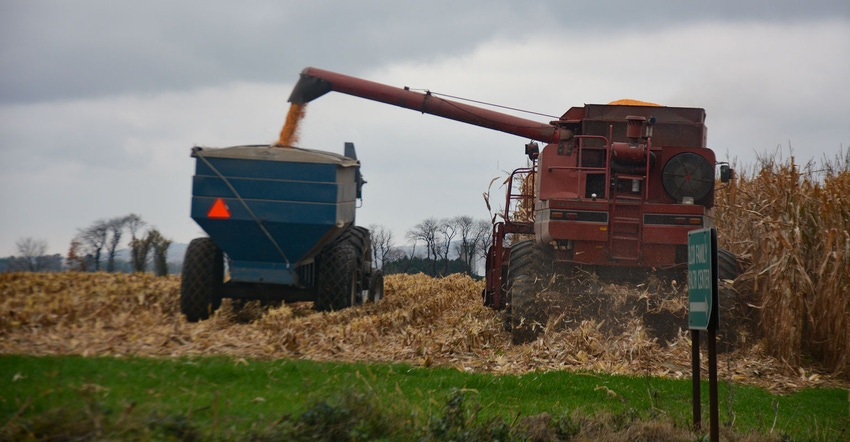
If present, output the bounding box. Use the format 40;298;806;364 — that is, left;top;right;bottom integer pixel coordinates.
1;150;847;387
715;150;850;378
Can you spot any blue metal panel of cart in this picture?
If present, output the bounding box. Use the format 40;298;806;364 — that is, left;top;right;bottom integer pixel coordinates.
688;227;717;330
190;145;360;284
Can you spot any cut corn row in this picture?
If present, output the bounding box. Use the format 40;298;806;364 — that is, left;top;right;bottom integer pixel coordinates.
1;271;843;391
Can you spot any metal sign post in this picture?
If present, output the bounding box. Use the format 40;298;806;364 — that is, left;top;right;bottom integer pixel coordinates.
688;227;719;442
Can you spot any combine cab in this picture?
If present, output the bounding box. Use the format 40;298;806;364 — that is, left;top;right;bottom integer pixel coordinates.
281;67;744;343
181;143;383;321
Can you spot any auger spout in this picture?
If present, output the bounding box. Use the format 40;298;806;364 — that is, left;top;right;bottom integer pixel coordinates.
288;67;572;145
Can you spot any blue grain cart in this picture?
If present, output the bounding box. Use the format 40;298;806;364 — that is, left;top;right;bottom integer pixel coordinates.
180;142;383;321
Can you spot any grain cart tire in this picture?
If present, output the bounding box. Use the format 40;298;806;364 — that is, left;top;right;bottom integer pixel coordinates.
369;270;384;303
347;226;372;302
316;242;358;311
340;226;374;306
180;237;223;322
506;240;552;345
316;226;374;311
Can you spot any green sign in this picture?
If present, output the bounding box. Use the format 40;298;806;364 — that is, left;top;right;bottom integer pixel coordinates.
688;227;717;330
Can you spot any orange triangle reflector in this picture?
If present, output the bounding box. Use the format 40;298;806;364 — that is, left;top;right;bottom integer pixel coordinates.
207;198;231;219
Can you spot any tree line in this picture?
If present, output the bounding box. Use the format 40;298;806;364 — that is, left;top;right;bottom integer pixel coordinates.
5;214;491;279
2;214;174;275
67;214;173;275
369;215;491;278
0;237;63;272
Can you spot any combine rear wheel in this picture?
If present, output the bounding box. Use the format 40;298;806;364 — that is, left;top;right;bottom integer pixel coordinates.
180;237;224;322
718;248;741;280
506;240;553;344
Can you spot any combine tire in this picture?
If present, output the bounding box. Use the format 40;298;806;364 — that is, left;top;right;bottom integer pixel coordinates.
180;237;223;322
506;240;552;344
717;248;749;352
718;248;741;280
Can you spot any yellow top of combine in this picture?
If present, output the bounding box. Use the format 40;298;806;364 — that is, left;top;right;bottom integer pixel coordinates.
608;99;662;106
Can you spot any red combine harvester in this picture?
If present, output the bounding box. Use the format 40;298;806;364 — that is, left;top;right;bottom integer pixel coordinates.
289;67;739;343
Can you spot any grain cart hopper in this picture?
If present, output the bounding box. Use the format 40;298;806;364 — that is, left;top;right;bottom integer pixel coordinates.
181;143;383;322
287;67;741;342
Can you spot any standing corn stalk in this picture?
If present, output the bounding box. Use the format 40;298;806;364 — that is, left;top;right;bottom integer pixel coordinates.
715;152;850;377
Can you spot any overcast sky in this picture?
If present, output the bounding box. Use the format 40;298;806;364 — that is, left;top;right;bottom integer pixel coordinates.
1;1;848;257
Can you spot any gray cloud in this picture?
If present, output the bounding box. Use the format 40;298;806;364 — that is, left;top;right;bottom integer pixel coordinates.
2;1;848;104
0;1;515;103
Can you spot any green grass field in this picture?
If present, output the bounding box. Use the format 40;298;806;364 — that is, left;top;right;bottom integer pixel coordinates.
1;355;847;441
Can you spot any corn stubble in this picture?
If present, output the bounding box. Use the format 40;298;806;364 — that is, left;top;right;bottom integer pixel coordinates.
1;269;843;391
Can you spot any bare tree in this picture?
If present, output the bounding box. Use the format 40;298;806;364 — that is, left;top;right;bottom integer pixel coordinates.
148;229;172;276
125;213;145;241
453;216;477;275
13;237;48;272
124;214;154;272
131;231;154;272
438;218;457;276
105;216;128;272
470;219;492;275
77;220;109;271
399;240;417;274
66;238;91;272
368;224;394;269
408;217;440;276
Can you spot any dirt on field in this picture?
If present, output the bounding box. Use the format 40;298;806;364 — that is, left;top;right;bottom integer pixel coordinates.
0;271;844;393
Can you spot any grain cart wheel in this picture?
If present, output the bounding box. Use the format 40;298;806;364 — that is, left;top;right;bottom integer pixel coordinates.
316;242;357;311
180;237;224;322
506;240;552;344
316;226;373;311
368;270;384;303
343;226;373;306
